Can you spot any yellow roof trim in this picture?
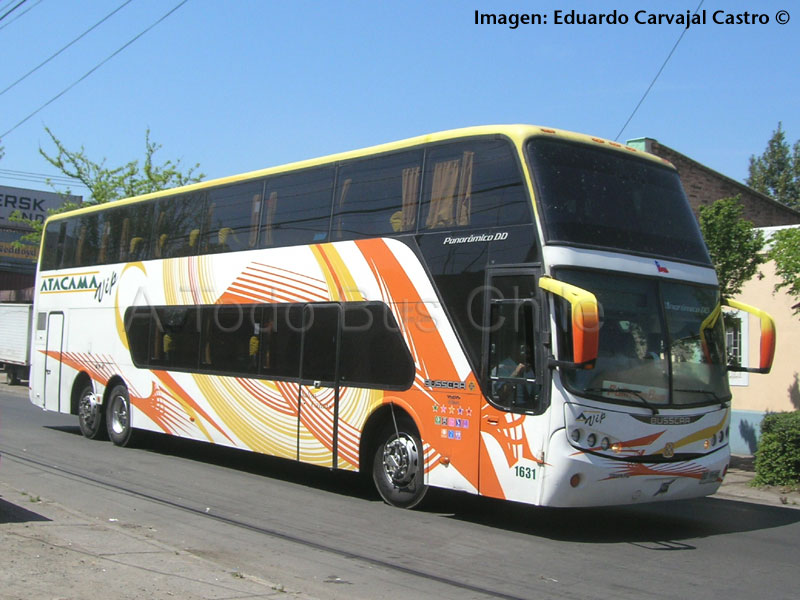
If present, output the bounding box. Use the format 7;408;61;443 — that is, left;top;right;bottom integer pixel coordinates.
44;124;673;223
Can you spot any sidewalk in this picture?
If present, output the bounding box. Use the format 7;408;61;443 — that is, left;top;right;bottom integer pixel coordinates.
713;455;800;509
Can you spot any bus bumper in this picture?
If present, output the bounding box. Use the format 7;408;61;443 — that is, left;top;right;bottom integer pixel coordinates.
539;429;729;507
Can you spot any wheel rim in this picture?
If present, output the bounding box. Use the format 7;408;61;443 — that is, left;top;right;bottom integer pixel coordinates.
79;392;98;429
382;433;419;487
110;394;129;436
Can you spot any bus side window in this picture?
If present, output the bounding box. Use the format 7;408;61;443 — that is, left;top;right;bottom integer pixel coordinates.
124;306;152;367
75;215;101;267
339;303;415;388
261;305;302;379
98;209;127;264
421;139;530;230
200;305;255;372
488;301;541;412
156;193;207;259
261;167;335;248
117;216;131;263
204;181;264;254
98;219;111;263
333;150;422;240
152;306;201;370
40;221;64;271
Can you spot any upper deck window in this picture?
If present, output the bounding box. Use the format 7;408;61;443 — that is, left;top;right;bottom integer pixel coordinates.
333;150;423;239
526;138;711;265
421;139;531;230
260;167;335;247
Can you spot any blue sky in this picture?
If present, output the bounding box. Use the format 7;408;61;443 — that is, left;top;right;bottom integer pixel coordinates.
1;0;797;199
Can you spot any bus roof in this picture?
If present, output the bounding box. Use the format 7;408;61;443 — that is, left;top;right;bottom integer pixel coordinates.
44;124;674;223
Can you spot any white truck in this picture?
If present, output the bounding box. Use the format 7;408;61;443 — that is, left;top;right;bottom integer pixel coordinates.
0;303;33;385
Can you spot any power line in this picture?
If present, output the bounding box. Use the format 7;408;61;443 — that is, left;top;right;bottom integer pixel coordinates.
614;0;705;141
0;0;40;31
0;0;190;140
0;0;135;97
0;167;89;189
0;0;27;23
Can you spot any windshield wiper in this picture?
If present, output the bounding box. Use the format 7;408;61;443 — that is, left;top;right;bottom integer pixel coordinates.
674;388;730;410
584;387;659;415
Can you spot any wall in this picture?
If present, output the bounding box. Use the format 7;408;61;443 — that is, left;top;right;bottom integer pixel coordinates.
726;255;800;453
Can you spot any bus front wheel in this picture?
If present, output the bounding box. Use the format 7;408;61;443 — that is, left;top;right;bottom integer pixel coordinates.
372;416;427;509
106;384;134;447
78;384;106;440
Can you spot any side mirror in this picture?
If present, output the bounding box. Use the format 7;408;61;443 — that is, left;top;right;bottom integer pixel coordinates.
723;299;776;374
538;276;599;369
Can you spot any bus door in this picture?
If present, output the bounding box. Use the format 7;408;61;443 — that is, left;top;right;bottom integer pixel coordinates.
297;303;341;468
43;312;65;412
479;270;549;503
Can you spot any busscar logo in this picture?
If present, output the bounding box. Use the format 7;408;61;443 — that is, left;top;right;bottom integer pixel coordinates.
424;379;466;390
633;415;701;425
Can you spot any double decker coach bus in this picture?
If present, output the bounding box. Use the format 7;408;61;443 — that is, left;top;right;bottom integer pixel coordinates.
30;125;775;508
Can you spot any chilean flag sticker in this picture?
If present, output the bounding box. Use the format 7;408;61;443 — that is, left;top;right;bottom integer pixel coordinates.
654;260;669;274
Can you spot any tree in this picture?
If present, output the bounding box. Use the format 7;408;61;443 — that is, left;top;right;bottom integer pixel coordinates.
769;227;800;317
698;196;765;298
746;122;800;210
10;127;203;249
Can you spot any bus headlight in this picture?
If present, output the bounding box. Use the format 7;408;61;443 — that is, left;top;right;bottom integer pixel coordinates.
571;429;583;443
586;433;597;448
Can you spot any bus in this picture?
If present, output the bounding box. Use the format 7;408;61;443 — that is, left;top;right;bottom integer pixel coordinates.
29;125;775;509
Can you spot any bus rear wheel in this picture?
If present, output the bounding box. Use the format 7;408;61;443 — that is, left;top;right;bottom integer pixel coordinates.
372;416;427;509
78;384;106;440
106;384;134;447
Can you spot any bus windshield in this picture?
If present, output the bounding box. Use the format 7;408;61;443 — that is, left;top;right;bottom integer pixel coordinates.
556;269;730;409
526;138;711;265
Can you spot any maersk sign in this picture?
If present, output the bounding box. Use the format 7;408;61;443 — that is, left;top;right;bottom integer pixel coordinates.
0;184;81;230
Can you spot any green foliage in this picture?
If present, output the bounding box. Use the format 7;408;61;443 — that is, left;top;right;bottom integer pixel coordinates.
746;122;800;210
9;127;204;248
769;227;800;317
753;411;800;487
698;196;765;298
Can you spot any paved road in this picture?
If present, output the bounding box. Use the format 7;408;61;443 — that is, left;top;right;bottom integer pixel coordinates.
1;383;799;600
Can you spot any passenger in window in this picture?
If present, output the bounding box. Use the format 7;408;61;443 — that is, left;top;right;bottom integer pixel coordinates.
186;229;201;256
215;227;238;253
493;343;539;409
129;237;145;260
390;211;403;232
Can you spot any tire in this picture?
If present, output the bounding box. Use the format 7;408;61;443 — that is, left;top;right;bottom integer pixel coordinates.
7;366;19;386
372;416;427;509
106;384;134;447
77;384;106;440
